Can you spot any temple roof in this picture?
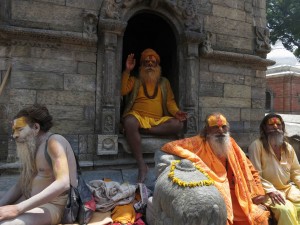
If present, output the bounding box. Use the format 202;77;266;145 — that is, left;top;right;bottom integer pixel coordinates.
267;40;299;66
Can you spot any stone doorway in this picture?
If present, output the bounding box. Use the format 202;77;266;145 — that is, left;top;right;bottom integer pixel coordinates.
122;12;178;101
96;2;204;156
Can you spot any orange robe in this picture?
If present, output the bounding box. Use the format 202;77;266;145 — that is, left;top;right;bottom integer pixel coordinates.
161;135;270;225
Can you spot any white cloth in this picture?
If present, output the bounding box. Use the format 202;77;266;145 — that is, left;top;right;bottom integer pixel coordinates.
89;180;136;212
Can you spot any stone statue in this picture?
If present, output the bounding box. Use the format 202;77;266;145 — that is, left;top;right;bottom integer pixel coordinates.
146;150;227;225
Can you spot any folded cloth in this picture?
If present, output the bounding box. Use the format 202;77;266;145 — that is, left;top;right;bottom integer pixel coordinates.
89;180;137;212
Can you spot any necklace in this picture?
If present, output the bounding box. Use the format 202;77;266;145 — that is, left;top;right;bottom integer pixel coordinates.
168;160;214;188
142;80;159;99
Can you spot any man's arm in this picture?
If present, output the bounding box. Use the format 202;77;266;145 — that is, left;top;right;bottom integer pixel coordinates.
121;72;135;96
18;139;70;212
289;144;300;188
248;140;285;205
165;79;179;116
0;139;70;221
121;53;135;96
248;140;277;193
165;79;187;121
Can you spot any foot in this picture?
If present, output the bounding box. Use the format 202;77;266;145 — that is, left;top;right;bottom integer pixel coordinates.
137;164;149;183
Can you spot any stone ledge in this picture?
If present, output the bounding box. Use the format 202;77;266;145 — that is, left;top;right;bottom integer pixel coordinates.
118;134;177;154
0;24;97;46
201;50;276;67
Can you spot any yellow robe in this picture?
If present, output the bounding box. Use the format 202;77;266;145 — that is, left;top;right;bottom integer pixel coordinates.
161;135;269;225
121;73;179;127
248;139;300;225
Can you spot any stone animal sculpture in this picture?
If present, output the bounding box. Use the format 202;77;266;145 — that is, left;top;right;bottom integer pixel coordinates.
147;150;227;225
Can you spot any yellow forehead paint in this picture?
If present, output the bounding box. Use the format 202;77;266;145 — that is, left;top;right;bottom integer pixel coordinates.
207;114;227;127
267;117;281;125
13;116;28;130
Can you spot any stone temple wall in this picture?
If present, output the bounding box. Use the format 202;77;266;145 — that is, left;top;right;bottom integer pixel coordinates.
0;0;274;166
0;0;102;162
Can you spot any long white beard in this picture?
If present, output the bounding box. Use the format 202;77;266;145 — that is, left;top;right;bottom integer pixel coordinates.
16;131;37;198
268;130;284;149
207;132;232;159
139;66;161;84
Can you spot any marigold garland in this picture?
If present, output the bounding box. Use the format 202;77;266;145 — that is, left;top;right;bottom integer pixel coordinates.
168;160;214;188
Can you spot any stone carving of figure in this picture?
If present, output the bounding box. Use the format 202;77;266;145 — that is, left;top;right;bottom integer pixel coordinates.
83;14;98;37
255;27;271;53
200;32;213;55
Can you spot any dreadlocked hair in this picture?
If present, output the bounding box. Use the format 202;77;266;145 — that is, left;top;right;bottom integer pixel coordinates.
15;104;53;132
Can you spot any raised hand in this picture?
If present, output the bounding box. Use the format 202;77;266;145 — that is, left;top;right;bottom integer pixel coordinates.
125;53;136;73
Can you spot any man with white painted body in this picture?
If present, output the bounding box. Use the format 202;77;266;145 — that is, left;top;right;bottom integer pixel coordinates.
0;104;77;225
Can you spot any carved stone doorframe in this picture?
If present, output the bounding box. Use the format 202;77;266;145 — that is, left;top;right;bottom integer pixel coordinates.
96;0;206;155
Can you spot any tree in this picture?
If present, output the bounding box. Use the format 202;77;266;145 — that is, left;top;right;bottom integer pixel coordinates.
267;0;300;60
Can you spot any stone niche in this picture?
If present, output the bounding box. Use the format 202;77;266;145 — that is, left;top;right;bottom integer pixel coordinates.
0;0;274;166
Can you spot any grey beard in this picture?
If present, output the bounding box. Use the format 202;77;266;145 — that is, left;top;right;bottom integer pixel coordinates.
207;132;232;159
268;130;284;148
16;132;37;198
139;66;161;84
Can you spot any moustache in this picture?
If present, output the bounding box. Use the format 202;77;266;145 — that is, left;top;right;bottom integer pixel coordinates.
145;67;154;71
268;129;283;134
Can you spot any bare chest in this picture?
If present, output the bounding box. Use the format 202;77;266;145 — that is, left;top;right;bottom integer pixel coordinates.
35;144;54;176
273;148;282;161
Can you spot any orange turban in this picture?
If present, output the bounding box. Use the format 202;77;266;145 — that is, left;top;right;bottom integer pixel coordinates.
140;48;160;64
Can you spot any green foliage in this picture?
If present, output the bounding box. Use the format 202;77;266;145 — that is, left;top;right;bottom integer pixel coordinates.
267;0;300;60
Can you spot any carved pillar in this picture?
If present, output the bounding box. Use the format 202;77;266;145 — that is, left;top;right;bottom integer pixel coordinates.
181;31;205;135
96;19;126;155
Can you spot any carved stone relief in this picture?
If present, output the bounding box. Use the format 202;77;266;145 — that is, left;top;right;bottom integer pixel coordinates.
83;10;98;39
199;31;213;56
101;0;211;33
255;27;271;57
102;109;115;134
97;135;118;155
185;109;198;134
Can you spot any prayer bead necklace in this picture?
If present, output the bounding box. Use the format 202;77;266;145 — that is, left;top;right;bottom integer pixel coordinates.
142;81;159;99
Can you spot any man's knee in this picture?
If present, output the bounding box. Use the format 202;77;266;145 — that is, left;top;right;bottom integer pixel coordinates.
123;115;139;130
169;118;184;131
272;203;293;215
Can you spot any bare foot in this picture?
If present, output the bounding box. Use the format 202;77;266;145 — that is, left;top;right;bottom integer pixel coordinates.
137;164;149;183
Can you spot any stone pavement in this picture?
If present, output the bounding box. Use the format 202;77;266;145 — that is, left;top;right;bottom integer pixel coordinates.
0;166;156;198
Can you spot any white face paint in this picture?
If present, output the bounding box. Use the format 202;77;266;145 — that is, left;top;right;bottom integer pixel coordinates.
12;117;33;143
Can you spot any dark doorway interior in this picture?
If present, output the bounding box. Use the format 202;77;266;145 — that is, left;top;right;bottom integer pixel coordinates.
122;12;178;98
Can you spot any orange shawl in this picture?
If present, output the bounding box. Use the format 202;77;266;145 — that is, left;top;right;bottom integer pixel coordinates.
161;135;269;225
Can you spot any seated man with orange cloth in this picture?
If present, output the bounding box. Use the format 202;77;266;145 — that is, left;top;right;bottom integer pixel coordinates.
121;48;187;183
161;112;270;225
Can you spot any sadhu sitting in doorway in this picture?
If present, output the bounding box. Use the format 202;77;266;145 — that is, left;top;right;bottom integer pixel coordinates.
121;48;187;183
